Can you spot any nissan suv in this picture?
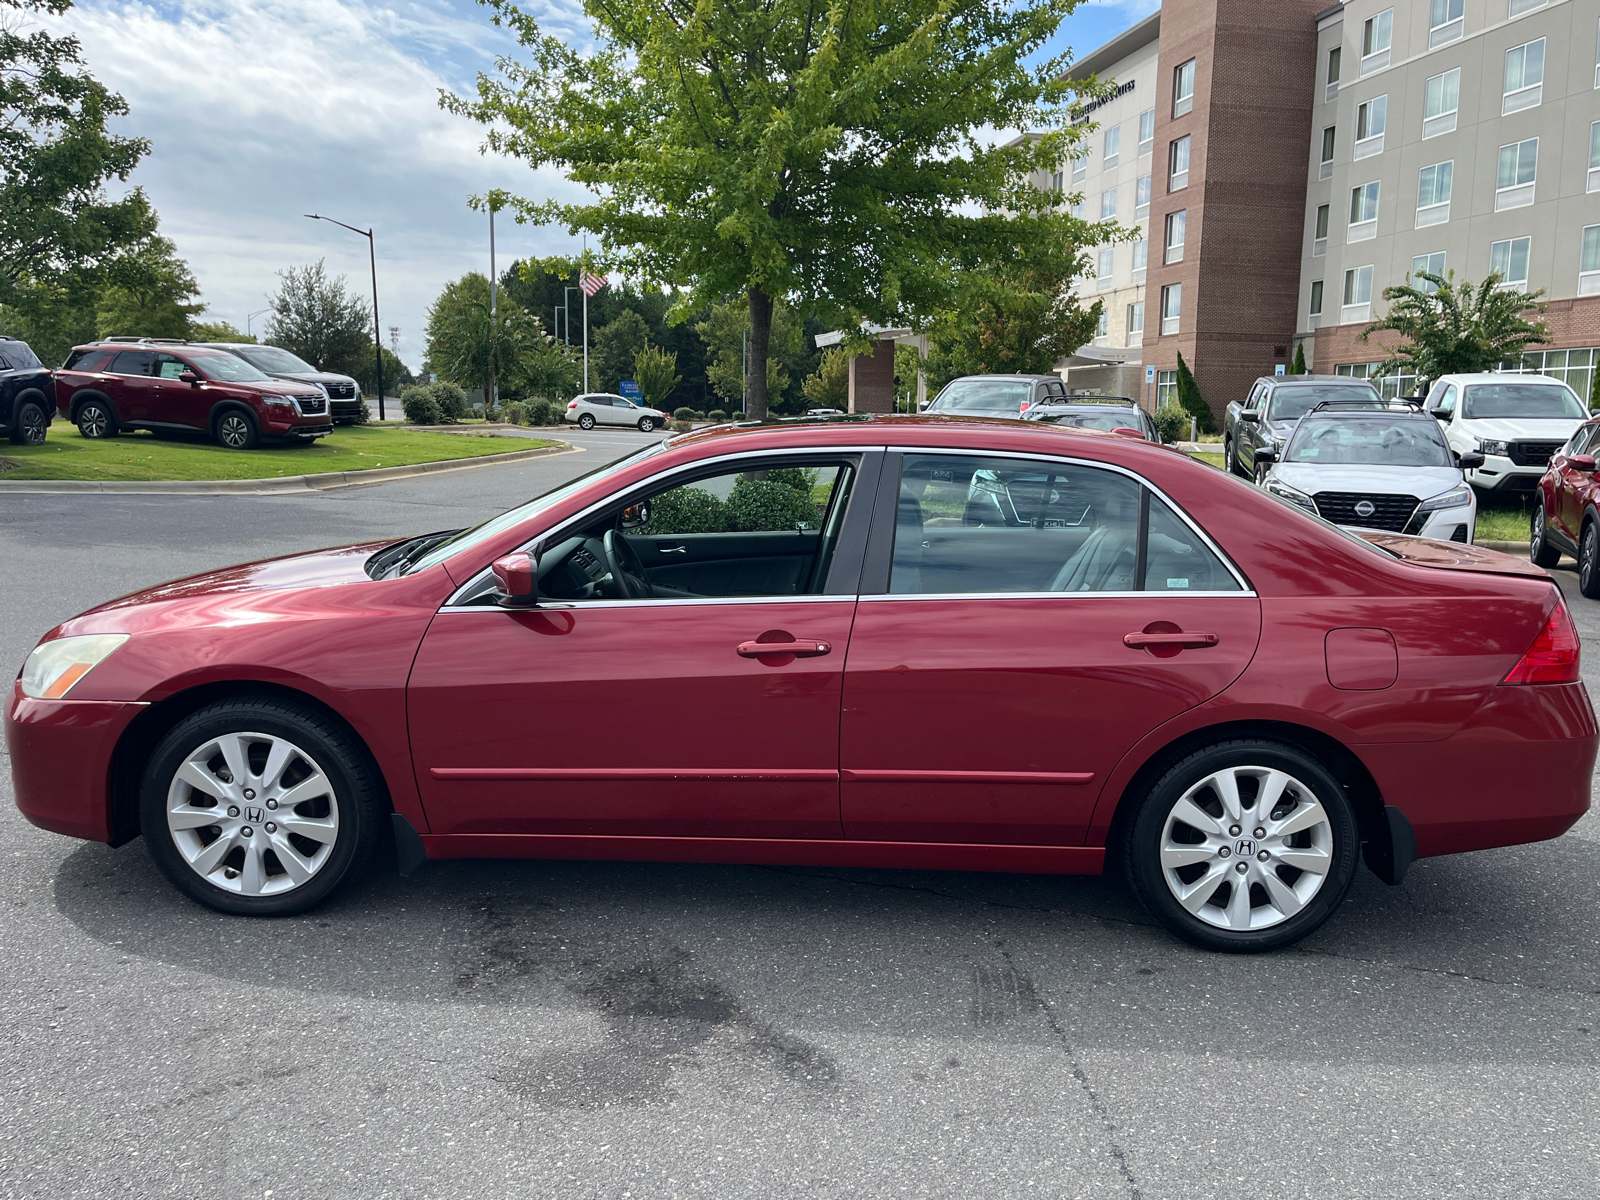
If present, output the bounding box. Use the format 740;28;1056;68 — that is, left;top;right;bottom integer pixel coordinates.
1424;373;1589;494
53;339;333;449
0;335;53;445
201;342;364;424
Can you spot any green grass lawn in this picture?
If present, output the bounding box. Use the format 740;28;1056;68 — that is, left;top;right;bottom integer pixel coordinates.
0;425;556;482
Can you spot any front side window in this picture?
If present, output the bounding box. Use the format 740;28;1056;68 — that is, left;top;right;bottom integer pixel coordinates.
1174;59;1196;116
1104;126;1121;167
1138;108;1155;154
1423;68;1460;136
1490;236;1532;290
1362;9;1393;73
155;354;189;380
1430;0;1464;46
1496;138;1538;209
889;455;1241;596
1161;284;1182;335
1165;210;1187;264
1504;38;1545;113
1169;135;1190;190
1417;161;1453;225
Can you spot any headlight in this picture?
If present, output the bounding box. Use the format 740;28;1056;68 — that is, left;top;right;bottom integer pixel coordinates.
20;634;130;700
1417;485;1474;514
1266;479;1316;512
1476;438;1510;457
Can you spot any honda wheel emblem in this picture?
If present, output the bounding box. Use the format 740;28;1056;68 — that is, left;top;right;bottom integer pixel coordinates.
1354;500;1376;518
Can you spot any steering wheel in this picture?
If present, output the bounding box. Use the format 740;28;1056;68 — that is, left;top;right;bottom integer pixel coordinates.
602;529;654;599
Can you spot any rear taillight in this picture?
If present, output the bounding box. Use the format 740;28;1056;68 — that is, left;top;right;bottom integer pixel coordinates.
567;400;578;409
1502;598;1581;684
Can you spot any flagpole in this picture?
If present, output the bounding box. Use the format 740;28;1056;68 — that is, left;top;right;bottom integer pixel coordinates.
583;286;589;393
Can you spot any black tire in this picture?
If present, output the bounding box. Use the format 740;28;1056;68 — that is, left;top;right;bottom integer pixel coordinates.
8;398;48;445
1580;522;1600;599
139;697;384;917
75;398;118;439
215;408;259;450
578;413;596;430
1226;439;1247;479
1531;499;1562;567
637;416;655;433
1123;739;1361;952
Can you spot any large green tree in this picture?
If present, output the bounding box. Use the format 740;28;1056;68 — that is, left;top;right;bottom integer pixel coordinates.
593;309;649;392
924;262;1101;389
447;0;1104;418
1361;270;1549;381
696;298;796;408
426;271;574;403
94;234;203;339
265;259;372;374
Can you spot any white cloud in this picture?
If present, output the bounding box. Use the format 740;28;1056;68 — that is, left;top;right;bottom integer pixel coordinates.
55;0;595;366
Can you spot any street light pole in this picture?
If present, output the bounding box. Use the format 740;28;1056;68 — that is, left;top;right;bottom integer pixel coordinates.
563;287;579;346
305;213;385;421
246;308;270;340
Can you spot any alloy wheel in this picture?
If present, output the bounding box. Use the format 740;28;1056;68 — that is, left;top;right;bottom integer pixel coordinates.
579;414;595;430
78;405;110;438
19;404;46;445
1159;765;1334;931
218;414;251;448
164;731;339;897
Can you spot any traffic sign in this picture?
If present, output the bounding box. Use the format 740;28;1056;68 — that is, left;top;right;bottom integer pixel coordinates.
1145;365;1156;383
1275;363;1287;376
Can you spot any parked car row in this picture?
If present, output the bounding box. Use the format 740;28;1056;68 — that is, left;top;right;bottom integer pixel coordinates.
0;335;365;450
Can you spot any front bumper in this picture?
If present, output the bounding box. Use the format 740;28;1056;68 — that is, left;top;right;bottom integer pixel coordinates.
5;683;145;843
330;400;364;422
266;422;334;440
1412;503;1476;543
1467;455;1546;493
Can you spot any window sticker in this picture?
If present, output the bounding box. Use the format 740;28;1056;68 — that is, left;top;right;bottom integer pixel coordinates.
1167;578;1191;588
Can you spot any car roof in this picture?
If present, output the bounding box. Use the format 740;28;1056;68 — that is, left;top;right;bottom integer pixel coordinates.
1259;375;1372;387
1436;372;1568;385
942;373;1059;382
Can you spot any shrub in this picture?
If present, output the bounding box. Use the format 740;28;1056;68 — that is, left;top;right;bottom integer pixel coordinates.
1151;404;1190;444
401;387;442;426
706;409;730;423
642;486;728;534
433;382;470;424
731;410;746;421
525;398;554;426
503;402;526;426
672;406;697;422
669;419;693;433
727;477;819;531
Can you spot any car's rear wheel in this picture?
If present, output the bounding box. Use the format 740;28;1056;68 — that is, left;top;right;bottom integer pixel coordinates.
75;399;117;439
1580;522;1600;599
1124;739;1360;952
578;413;596;430
1225;438;1246;478
215;409;259;450
139;698;383;916
9;399;47;445
638;416;655;433
1531;499;1562;568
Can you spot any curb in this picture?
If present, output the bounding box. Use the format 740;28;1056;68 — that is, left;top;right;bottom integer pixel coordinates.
1478;539;1532;554
0;442;576;496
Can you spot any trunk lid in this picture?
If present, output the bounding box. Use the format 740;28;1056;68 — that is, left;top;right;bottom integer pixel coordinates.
1357;532;1552;580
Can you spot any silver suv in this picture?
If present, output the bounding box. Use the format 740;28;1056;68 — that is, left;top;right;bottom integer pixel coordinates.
564;392;667;432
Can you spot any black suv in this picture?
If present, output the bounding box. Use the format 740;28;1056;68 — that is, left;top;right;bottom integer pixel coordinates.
0;335;53;445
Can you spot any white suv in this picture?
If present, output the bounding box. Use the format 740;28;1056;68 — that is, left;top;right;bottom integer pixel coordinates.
1425;373;1589;495
564;392;667;432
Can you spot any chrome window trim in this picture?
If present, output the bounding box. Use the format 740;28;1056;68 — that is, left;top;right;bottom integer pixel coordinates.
442;443;882;608
860;590;1256;604
438;594;857;614
883;444;1255;594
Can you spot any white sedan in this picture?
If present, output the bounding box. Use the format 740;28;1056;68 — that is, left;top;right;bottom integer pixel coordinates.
564;393;668;432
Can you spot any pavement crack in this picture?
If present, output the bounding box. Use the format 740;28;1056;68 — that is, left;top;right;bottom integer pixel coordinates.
1294;946;1600;998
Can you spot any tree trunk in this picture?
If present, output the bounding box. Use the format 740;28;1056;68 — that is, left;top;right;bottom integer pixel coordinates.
746;285;774;420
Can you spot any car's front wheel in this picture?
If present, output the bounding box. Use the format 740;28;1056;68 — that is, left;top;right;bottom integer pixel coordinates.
1124;739;1360;952
139;697;383;916
638;416;656;433
1580;522;1600;599
8;399;48;445
215;409;259;450
1531;499;1562;567
578;413;596;430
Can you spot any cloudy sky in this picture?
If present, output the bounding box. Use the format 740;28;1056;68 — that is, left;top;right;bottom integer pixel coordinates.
50;0;1158;371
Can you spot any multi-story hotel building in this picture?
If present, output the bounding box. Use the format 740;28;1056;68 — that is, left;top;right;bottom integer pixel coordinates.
1043;0;1600;421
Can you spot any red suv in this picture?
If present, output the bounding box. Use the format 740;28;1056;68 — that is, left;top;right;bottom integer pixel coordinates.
53;338;334;449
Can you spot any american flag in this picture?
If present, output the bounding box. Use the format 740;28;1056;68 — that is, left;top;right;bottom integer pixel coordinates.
580;271;608;297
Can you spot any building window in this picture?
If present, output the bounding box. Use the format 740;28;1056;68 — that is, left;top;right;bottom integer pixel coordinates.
1138;107;1155;156
1097;247;1115;286
1072;153;1088;184
1595;18;1599;89
1310;279;1324;316
1161;283;1182;335
1355;96;1387;159
1174;59;1196;117
1132;238;1148;274
1320;126;1336;180
1127;302;1145;336
1423;68;1460;138
1417;161;1453;226
1412;251;1446;292
1313;203;1330;256
1342;265;1374;322
1069;196;1085;220
1430;0;1464;47
1156;370;1177;407
1135;173;1151;215
1165;210;1187;264
1103;126;1121;169
1096;309;1110;340
1589;121;1600;193
1348;181;1379;241
1509;0;1546;15
1495;137;1538;211
1490;236;1531;291
1581;226;1600;296
1503;38;1545;114
1327;46;1342;101
1169;135;1190;191
1517;348;1600;407
1101;188;1118;220
1361;9;1393;75
1050;169;1064;195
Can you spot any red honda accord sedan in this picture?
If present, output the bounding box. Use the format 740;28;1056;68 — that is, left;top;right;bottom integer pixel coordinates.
8;418;1595;951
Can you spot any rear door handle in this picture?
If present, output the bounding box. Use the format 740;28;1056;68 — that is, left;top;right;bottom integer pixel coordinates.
1123;631;1219;650
738;639;832;658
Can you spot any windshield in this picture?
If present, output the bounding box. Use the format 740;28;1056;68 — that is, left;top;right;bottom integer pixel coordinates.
404;444;666;574
1267;384;1384;422
187;349;272;383
929;379;1032;413
1039;411;1142;432
1463;382;1586;420
235;345;318;374
1284;416;1452;466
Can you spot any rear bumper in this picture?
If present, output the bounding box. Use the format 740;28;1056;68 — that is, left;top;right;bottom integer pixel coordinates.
5;683;145;843
1357;681;1598;858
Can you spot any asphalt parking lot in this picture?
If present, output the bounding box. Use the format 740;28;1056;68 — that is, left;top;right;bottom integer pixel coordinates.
2;433;1598;1200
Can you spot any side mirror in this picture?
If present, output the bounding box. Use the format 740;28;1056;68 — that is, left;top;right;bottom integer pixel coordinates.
491;551;538;608
178;371;200;386
1457;451;1485;470
618;499;652;530
1253;448;1277;466
1241;410;1261;422
1570;454;1598;472
1428;408;1450;421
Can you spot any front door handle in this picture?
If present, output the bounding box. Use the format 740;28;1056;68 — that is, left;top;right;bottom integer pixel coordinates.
1123;631;1219;650
659;544;687;554
737;639;832;658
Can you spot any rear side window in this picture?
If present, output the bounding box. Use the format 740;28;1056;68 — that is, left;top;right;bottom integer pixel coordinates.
108;350;158;377
62;349;108;372
0;353;11;370
890;454;1242;595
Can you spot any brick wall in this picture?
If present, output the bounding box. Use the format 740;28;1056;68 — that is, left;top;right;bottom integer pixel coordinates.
848;343;896;413
1311;296;1600;371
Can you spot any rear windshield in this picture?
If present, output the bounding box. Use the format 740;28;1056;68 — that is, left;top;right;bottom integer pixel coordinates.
1462;382;1585;420
186;349;272;383
929;379;1032;413
233;345;317;374
1267;384;1384;422
1284;416;1452;466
